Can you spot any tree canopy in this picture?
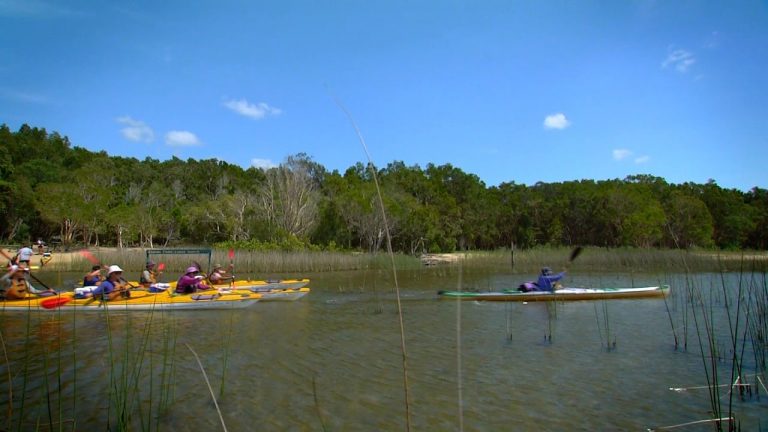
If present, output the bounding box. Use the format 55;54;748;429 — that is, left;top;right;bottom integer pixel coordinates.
1;123;765;252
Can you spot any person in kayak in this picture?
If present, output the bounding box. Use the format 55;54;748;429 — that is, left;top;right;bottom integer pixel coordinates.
176;266;212;294
0;265;55;299
518;267;566;292
536;267;565;291
92;265;130;301
208;263;234;285
83;265;103;287
140;261;159;288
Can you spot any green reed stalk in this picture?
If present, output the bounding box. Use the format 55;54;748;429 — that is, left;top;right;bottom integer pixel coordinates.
455;260;465;431
0;328;12;431
185;342;228;431
312;375;328;431
18;305;33;430
593;303;605;349
128;308;159;430
661;278;679;349
219;309;236;399
333;93;412;430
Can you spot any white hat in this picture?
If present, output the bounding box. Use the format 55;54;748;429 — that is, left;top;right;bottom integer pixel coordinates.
107;265;123;275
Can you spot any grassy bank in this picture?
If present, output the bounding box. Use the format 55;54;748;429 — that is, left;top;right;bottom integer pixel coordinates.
29;247;768;274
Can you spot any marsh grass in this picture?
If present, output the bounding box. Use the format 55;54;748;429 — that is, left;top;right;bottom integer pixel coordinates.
464;248;768;275
41;248;422;276
0;298;245;431
655;255;768;431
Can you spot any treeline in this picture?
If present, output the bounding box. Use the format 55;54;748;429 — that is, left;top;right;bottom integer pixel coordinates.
1;124;766;252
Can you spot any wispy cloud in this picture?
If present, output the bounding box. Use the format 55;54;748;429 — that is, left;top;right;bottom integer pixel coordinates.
117;116;154;143
634;155;650;164
662;48;696;73
0;88;48;104
251;158;277;169
543;113;570;130
224;98;282;120
165;130;201;146
704;31;721;49
613;149;650;164
613;149;633;161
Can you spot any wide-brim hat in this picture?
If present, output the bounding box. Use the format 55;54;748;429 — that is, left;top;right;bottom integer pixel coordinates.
108;265;124;275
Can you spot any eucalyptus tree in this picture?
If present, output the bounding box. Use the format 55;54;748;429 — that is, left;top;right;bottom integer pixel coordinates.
34;182;80;247
258;153;321;241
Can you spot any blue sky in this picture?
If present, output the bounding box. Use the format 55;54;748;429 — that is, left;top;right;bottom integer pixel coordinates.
1;1;766;191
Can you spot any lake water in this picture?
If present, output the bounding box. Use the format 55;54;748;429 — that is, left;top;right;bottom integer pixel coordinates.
1;267;766;431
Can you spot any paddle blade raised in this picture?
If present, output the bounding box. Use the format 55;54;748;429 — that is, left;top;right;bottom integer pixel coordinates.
41;297;72;309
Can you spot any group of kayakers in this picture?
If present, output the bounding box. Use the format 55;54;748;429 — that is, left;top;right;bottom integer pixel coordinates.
78;261;235;300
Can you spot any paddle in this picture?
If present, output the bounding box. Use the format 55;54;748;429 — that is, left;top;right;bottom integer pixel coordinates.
567;246;583;268
228;248;235;288
41;296;72;309
78;249;137;291
555;246;583;291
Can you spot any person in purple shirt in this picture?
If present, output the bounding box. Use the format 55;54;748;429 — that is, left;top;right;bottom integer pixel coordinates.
91;265;128;301
536;267;566;291
176;266;212;294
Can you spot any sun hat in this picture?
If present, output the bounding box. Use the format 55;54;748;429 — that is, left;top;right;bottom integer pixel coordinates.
185;266;199;274
108;265;123;275
146;261;156;268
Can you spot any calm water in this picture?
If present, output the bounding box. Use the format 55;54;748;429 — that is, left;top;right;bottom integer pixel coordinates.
1;267;767;431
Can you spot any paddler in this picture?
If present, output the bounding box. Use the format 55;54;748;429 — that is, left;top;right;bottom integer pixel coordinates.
139;261;159;288
176;266;212;294
91;265;130;301
208;263;234;285
0;265;55;299
536;267;566;291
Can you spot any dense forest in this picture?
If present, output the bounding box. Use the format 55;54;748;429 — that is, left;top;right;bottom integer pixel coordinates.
1;124;766;252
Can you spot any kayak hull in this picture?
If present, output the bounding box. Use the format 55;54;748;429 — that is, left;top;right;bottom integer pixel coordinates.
437;285;671;302
250;287;310;302
0;291;260;312
140;278;310;291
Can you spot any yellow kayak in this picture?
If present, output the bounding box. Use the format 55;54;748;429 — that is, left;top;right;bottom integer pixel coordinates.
129;279;311;302
0;289;261;312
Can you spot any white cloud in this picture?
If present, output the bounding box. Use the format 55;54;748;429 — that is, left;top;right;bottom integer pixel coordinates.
117;116;154;143
613;149;650;164
165;130;201;146
613;149;632;161
251;158;277;169
543;113;570;130
634;155;650;164
662;49;696;73
224;98;282;120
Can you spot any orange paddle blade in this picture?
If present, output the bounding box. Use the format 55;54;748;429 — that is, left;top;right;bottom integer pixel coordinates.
79;250;100;265
41;297;72;309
